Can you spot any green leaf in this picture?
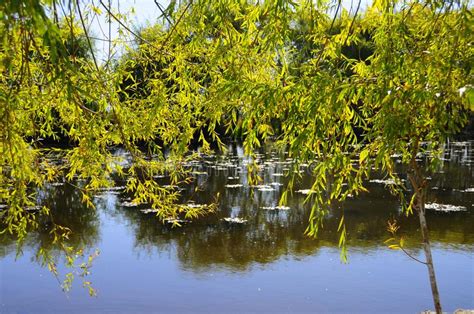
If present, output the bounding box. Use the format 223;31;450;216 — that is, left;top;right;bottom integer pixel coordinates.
359;149;369;164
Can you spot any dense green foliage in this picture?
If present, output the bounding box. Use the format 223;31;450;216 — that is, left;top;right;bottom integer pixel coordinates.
0;0;473;304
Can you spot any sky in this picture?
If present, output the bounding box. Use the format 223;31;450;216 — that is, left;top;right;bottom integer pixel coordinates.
89;0;371;63
88;1;166;63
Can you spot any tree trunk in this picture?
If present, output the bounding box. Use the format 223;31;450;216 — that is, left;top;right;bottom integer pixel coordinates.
416;187;442;314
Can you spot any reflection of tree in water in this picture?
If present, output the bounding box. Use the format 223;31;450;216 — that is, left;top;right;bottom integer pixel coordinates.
0;232;16;259
118;152;474;272
0;182;100;261
121;204;322;272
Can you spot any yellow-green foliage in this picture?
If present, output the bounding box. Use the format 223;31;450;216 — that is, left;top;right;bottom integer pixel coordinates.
0;0;472;264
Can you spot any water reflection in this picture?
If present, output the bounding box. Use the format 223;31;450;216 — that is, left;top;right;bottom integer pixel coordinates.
1;141;473;272
0;183;100;261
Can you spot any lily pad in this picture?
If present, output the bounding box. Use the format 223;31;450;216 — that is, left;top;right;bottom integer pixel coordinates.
425;203;467;212
222;217;248;224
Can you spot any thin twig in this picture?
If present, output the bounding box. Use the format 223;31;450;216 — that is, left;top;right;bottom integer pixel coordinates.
157;0;193;54
154;0;174;26
314;0;342;67
343;0;362;46
76;0;99;71
99;0;154;46
108;0;112;64
400;246;428;265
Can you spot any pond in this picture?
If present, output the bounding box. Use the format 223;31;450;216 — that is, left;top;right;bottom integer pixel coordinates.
1;141;473;313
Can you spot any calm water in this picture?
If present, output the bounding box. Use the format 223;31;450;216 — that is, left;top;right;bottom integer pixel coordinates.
1;141;473;313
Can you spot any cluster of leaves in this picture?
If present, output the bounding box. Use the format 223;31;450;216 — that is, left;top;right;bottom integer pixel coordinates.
117;0;472;264
0;1;211;240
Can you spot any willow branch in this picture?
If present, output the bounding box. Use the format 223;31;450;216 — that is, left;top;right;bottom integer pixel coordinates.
98;0;154;46
154;0;173;26
157;0;193;54
314;0;342;67
343;0;362;46
76;0;99;71
400;246;428;265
